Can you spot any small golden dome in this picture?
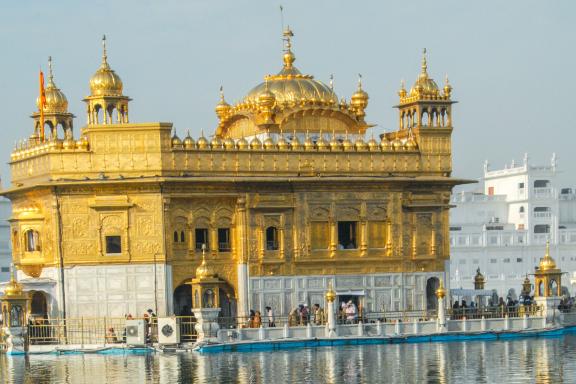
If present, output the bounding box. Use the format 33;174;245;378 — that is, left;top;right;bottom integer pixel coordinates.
223;137;236;150
409;49;440;98
380;138;392;151
277;135;290;151
355;137;368;152
435;280;446;299
304;134;315;151
443;75;452;98
77;135;89;150
392;138;404;151
539;241;558;271
195;253;216;280
49;138;63;150
329;135;342;151
367;137;379;151
263;136;276;150
237;137;249;150
342;136;355;152
398;80;407;98
215;87;231;119
351;76;369;114
290;135;303;150
250;136;263;150
183;132;196;149
38;58;68;113
197;132;209;150
317;134;329;151
405;137;418;151
171;132;182;148
211;136;223;149
236;137;250;151
3;266;24;297
63;138;76;150
89;36;123;97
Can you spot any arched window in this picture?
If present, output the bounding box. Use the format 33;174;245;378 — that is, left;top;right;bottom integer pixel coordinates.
25;230;41;252
534;180;550;188
534;224;550;234
180;231;185;243
266;227;279;251
173;231;179;243
519;206;525;213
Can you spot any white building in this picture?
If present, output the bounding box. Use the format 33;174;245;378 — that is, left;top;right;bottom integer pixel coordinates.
450;154;576;298
0;197;12;282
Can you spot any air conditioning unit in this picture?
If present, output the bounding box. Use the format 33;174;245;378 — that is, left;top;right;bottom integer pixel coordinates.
125;319;147;346
157;317;180;345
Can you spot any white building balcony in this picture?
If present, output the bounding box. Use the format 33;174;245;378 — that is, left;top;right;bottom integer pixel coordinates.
532;187;554;199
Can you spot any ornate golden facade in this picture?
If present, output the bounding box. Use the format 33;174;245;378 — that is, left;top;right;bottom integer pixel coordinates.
3;31;466;318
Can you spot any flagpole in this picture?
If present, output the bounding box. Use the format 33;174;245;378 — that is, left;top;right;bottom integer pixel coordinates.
39;69;46;142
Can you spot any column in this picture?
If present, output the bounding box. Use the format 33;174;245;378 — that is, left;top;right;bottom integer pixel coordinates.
235;198;249;319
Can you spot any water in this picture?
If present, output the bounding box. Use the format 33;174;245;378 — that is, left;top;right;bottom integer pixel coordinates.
2;335;576;383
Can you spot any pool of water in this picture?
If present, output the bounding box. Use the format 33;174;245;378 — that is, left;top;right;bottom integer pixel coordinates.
2;335;575;383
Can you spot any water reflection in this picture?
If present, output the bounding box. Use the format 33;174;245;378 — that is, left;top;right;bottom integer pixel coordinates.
2;336;576;383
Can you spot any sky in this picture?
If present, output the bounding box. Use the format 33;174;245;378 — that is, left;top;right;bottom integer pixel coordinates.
0;0;574;187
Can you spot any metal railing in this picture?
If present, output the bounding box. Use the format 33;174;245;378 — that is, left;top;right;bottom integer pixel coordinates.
448;305;542;320
27;316;198;345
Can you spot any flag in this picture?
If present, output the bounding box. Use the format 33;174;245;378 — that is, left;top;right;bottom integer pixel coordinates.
39;70;46;141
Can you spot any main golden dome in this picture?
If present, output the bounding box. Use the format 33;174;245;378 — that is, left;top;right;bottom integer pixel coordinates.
89;36;123;97
242;28;337;108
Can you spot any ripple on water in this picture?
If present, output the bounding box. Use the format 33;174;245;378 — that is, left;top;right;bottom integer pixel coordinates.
1;335;575;383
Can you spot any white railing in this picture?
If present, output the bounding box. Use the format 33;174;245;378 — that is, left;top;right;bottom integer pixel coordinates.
533;212;552;218
533;187;553;199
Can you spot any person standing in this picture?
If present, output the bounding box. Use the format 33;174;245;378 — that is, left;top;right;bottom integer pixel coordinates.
265;306;275;327
313;304;325;325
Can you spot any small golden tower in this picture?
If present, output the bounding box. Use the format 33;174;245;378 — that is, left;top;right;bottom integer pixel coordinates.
534;241;563;297
83;35;131;125
31;56;75;143
395;49;454;130
188;245;227;309
521;275;532;297
1;265;29;328
473;268;486;290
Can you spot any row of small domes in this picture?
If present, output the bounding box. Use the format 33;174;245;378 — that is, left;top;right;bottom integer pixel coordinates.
11;136;90;160
171;133;417;152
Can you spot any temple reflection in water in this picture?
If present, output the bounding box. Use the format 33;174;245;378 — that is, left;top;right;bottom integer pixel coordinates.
0;338;570;383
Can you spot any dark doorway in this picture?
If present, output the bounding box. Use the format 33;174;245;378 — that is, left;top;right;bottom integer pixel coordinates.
426;277;440;311
173;284;192;316
30;291;48;319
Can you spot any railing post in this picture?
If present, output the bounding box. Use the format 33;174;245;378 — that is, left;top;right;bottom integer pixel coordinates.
81;317;84;348
395;319;401;335
103;317;107;345
283;323;289;339
376;320;383;336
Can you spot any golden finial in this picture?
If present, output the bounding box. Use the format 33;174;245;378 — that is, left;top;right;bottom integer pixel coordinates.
325;281;336;302
444;74;452;97
357;73;363;90
539;239;557;271
329;74;334;91
48;56;54;84
421;48;428;74
219;85;225;101
282;26;295;68
435;279;446;299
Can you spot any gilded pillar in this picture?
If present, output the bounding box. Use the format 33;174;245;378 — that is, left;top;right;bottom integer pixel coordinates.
209;225;217;257
235;197;249;319
430;213;437;256
279;225;285;259
386;220;393;257
329;219;337;258
412;214;417;258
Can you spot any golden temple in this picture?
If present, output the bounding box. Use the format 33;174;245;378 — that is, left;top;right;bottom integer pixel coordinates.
2;29;466;319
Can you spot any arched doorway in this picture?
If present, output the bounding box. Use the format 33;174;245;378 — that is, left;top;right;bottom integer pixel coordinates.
173;284;192;316
426;277;440;311
30;291;48;319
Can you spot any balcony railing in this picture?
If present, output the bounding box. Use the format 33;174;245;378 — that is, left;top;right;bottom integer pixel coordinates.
533;212;552;218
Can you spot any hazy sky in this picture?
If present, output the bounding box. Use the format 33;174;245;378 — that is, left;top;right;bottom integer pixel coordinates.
1;0;574;186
